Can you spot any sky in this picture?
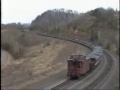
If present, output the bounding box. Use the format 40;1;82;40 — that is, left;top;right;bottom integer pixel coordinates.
2;0;119;24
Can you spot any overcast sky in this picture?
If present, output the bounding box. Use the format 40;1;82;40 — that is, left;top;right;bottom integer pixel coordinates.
2;0;119;24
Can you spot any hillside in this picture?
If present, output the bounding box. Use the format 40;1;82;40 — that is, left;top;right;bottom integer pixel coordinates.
1;8;119;55
1;30;90;89
30;8;119;54
1;7;119;89
30;9;80;32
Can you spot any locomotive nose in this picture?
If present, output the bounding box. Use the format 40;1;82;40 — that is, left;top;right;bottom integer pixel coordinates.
71;66;77;74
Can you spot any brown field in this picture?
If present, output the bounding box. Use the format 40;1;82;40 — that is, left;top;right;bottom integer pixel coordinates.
1;30;90;89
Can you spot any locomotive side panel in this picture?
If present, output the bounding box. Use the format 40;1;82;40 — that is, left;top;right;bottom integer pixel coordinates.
81;60;91;74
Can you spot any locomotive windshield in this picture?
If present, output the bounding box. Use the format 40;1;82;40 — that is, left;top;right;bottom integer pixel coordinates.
68;60;83;68
68;61;79;66
73;62;77;66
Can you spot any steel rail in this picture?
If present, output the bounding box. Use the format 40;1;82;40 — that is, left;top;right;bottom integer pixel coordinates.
36;32;113;89
83;51;113;89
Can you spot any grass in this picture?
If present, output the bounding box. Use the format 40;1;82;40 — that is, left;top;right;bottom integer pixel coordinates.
1;30;41;59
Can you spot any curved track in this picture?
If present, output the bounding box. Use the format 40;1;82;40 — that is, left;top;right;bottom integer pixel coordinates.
50;50;116;89
23;32;118;89
79;51;113;89
49;52;109;89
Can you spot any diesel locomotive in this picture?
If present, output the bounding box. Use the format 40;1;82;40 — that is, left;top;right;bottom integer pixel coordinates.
67;46;103;79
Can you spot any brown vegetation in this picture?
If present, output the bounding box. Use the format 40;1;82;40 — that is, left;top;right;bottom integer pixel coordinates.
1;30;90;89
30;8;119;55
1;29;54;59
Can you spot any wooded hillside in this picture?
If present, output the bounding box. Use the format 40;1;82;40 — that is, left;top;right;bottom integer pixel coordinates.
30;8;119;54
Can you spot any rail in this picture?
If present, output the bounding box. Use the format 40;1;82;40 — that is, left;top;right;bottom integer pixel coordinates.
35;32;114;89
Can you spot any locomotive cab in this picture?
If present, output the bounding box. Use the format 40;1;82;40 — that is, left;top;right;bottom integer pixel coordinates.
67;55;85;79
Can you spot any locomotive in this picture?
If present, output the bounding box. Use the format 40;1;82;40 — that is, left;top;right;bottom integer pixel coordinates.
67;46;103;79
37;32;103;79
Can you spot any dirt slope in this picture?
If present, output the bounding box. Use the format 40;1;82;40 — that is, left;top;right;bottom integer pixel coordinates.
1;50;12;70
1;33;90;89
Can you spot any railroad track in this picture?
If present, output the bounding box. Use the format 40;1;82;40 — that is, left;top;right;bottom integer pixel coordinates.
81;51;113;89
49;52;111;90
35;33;115;89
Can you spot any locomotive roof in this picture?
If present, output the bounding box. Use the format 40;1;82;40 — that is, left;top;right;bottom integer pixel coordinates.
67;55;86;61
68;46;103;61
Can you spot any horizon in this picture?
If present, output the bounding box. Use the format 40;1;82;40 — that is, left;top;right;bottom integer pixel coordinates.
2;0;119;24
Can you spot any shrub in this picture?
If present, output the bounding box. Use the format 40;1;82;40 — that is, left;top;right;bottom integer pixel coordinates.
43;42;50;47
13;52;20;59
115;47;119;55
1;42;24;59
98;41;102;46
40;50;43;53
106;42;111;50
1;42;14;54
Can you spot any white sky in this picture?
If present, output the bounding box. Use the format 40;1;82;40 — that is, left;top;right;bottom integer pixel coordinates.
2;0;119;24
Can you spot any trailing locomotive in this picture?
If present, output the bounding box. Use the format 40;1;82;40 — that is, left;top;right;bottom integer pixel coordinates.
67;46;103;79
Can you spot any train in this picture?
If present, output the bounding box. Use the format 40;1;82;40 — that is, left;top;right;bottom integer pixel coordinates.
37;32;103;79
67;46;103;79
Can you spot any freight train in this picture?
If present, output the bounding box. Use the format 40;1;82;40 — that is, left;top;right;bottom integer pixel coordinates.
37;32;103;79
67;46;103;79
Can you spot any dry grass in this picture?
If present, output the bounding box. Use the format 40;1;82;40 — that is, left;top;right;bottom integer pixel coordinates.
1;30;90;89
1;29;61;59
